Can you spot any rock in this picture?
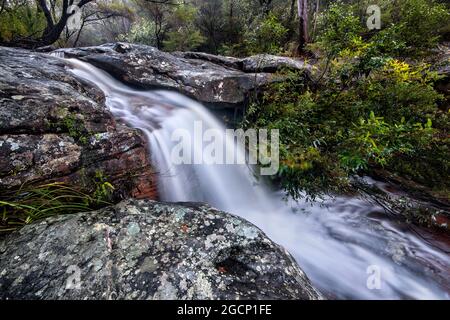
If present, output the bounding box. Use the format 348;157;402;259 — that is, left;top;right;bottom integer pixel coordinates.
53;42;311;108
240;54;313;73
0;46;156;200
34;45;57;53
352;175;450;233
173;51;243;70
429;42;450;105
0;199;322;300
430;42;450;78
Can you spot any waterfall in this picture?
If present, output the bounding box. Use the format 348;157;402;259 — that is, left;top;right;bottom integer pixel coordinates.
68;58;450;300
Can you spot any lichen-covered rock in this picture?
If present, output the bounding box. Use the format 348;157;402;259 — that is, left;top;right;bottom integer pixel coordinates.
0;199;322;300
0;46;156;199
240;54;313;73
54;43;311;108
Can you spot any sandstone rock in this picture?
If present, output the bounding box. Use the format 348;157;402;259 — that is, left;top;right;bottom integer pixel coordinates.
0;199;322;300
0;46;156;200
240;54;313;73
54;43;311;108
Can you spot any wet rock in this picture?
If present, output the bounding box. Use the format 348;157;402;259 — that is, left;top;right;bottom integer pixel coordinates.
54;43;311;108
353;175;450;233
0;46;156;200
174;51;243;69
0;199;322;300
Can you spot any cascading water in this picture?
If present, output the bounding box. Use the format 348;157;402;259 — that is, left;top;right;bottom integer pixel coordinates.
68;58;450;300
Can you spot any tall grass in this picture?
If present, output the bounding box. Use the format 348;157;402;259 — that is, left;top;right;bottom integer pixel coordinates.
0;182;111;233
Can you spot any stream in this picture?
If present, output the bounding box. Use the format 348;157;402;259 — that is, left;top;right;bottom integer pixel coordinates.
69;58;450;300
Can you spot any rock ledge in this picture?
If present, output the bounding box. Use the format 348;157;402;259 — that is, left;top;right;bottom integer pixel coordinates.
0;199;322;300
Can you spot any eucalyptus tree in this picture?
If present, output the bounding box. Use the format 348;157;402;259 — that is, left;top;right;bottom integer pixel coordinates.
0;0;96;48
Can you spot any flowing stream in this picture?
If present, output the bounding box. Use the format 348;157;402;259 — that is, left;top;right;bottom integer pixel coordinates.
68;58;450;300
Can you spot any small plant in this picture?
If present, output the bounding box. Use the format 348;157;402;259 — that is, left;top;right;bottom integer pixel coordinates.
92;170;115;204
0;182;112;233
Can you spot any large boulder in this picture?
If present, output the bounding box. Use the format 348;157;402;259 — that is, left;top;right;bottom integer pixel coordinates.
0;46;156;200
0;199;322;300
54;43;311;108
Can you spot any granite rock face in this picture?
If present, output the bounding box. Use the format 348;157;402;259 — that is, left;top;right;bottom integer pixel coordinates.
0;199;322;300
0;46;156;200
54;42;311;108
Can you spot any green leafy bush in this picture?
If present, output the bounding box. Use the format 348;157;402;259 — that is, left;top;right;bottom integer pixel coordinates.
0;4;46;42
385;0;449;55
119;19;159;46
243;13;288;55
243;1;449;199
163;5;205;51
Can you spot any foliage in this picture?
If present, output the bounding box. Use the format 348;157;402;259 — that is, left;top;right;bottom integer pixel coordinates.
63;115;90;145
92;170;115;204
384;0;449;55
0;3;46;42
315;1;364;57
243;1;449;199
119;18;158;46
316;0;449;58
163;5;205;51
242;13;288;55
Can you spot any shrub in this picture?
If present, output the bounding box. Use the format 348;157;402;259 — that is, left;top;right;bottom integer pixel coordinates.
243;10;448;199
0;4;46;42
163;5;205;51
243;13;288;55
119;19;158;46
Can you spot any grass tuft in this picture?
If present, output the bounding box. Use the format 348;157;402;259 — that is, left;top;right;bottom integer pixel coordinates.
0;182;111;233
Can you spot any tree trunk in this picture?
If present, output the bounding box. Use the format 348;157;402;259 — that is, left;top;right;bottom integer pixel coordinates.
312;0;319;41
297;0;309;54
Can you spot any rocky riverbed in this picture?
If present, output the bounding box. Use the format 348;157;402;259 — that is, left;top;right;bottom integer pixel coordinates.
1;42;448;300
0;44;321;300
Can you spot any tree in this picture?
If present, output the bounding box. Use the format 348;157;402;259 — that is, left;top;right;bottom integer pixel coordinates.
163;4;205;51
134;0;176;49
196;0;223;53
70;1;133;47
297;0;308;53
0;0;95;48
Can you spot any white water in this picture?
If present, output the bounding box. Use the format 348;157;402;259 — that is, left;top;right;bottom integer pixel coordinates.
69;58;450;300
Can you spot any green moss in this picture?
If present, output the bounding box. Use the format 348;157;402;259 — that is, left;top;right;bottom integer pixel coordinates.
62;115;90;145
